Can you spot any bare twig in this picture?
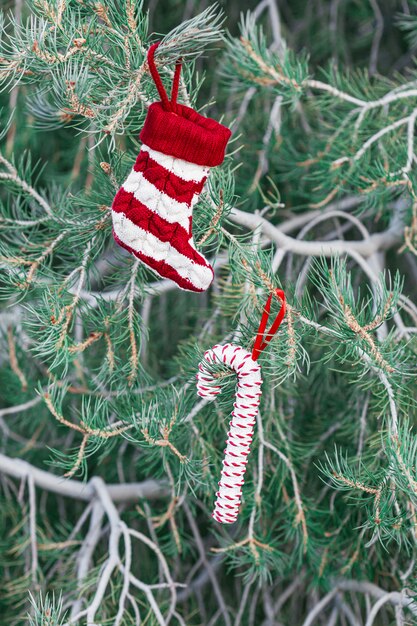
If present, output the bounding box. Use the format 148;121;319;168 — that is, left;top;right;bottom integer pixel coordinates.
0;452;168;502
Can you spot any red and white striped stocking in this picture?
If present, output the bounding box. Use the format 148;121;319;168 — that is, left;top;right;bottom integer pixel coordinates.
112;43;231;292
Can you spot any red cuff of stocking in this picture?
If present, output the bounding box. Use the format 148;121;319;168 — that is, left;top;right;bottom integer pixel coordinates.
140;102;231;167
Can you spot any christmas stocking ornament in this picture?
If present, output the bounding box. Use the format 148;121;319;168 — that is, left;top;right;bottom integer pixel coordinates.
112;42;231;292
196;289;286;524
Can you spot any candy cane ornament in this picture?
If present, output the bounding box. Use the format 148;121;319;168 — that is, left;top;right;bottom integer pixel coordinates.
196;290;286;524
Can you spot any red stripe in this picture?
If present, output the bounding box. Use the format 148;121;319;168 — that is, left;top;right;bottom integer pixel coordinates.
112;188;210;267
134;150;206;205
140;101;231;167
113;230;211;292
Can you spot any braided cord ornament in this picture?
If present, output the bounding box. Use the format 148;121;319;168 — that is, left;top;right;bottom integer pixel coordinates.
196;290;286;524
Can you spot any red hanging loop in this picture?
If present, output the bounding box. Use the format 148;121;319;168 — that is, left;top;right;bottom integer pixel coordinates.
251;289;286;361
170;58;182;111
147;42;183;112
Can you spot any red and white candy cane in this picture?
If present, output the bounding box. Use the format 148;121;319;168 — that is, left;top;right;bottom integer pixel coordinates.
196;289;286;524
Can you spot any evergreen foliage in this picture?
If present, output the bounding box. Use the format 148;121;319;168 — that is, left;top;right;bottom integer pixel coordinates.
1;0;417;624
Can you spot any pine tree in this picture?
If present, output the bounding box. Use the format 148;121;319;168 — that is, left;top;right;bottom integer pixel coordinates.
1;0;417;624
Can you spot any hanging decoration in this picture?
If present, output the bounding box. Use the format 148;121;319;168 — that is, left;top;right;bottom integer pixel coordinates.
196;289;286;524
112;42;231;292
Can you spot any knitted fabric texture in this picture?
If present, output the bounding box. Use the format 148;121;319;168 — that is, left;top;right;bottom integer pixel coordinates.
111;43;231;292
196;343;263;524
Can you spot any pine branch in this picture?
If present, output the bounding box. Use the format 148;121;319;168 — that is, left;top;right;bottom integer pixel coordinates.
0;452;168;502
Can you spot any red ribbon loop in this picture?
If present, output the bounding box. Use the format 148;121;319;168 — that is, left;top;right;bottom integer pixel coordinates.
147;42;182;112
251;289;286;361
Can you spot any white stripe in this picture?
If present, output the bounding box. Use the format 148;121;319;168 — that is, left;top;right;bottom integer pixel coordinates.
141;144;210;183
122;169;191;231
112;210;213;290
